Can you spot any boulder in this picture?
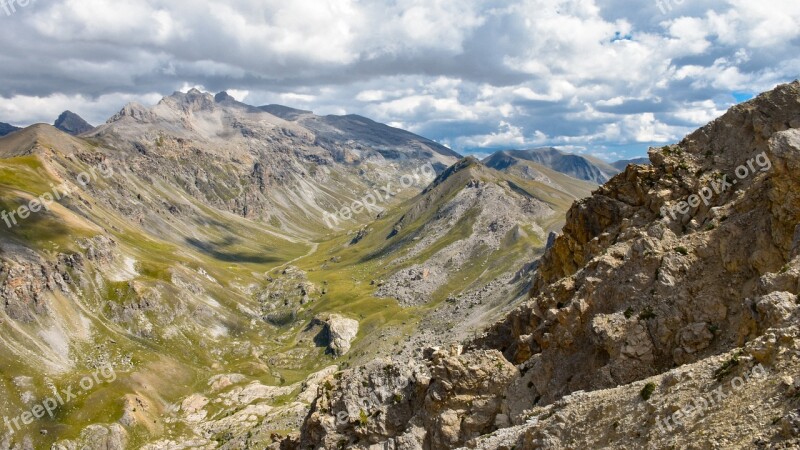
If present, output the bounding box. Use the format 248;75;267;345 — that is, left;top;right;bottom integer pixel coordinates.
312;314;359;356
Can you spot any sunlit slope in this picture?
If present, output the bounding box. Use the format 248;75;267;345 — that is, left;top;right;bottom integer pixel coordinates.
0;125;314;447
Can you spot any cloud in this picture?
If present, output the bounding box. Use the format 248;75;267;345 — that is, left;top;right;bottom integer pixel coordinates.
0;0;797;159
456;121;531;149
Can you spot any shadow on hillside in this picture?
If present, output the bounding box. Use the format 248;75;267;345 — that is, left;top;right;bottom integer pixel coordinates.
185;237;280;264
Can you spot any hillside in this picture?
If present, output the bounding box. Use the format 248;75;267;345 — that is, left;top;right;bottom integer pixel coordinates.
287;81;800;450
0;89;592;449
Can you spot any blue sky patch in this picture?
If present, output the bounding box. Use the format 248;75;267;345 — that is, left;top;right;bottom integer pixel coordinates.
732;92;755;103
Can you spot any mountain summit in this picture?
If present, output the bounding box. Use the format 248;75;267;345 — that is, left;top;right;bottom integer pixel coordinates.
54;110;94;135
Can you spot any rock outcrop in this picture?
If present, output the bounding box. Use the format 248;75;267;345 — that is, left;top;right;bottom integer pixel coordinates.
291;346;517;450
290;81;800;449
312;314;359;356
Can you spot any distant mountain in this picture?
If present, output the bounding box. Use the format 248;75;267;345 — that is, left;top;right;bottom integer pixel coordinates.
0;122;20;137
258;103;461;165
259;104;313;121
54;110;94;135
611;157;650;171
84;89;461;236
483;148;619;184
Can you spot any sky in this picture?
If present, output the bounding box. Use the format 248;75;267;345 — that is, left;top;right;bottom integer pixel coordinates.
0;0;798;160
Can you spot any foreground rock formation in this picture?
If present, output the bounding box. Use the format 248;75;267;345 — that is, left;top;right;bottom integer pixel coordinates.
286;81;800;449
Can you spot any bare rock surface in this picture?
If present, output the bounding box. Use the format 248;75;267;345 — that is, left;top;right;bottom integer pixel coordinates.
311;314;360;356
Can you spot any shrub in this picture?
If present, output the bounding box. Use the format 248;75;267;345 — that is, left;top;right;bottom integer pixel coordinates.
624;307;635;319
714;353;740;381
638;307;657;321
265;308;297;326
640;382;656;400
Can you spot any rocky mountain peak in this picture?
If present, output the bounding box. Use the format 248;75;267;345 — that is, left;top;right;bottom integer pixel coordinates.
422;156;483;192
213;91;236;103
159;89;217;114
54;110;94;135
107;102;155;123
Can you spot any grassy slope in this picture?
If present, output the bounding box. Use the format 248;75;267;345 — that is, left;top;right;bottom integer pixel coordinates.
0;128;587;446
0;144;312;445
285;160;579;366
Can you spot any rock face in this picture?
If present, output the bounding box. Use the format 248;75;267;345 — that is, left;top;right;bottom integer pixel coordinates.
54;110;94;135
291;347;517;450
289;81;800;449
475;81;800;410
312;314;359;356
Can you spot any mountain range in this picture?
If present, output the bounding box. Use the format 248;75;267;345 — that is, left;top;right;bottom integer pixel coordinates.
483;147;634;184
0;88;621;448
13;77;784;449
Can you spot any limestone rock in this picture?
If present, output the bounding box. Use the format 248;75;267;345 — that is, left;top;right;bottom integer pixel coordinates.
312;314;359;356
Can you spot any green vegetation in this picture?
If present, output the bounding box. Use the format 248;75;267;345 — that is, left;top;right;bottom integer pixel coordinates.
0;125;583;448
624;307;635;319
638;307;657;321
714;352;741;381
640;382;656;400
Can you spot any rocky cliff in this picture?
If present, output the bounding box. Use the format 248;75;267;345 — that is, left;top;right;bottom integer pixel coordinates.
286;81;800;449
